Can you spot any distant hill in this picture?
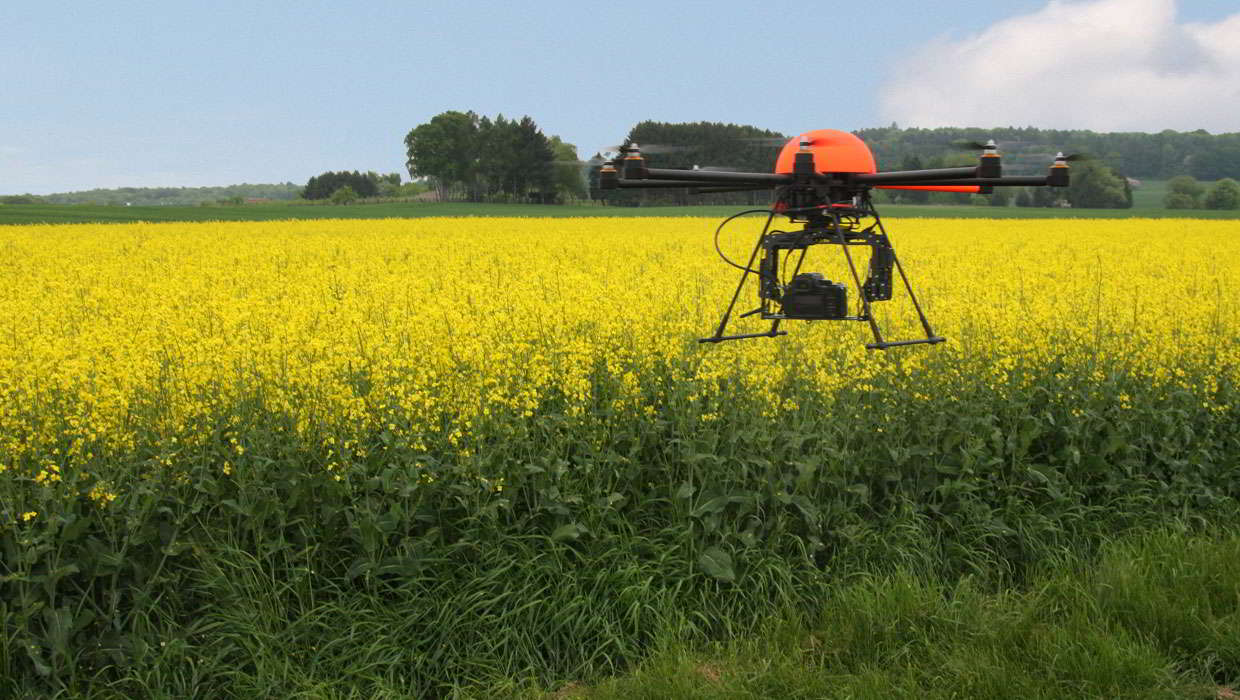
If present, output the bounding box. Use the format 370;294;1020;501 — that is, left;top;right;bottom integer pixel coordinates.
37;183;303;206
855;126;1240;180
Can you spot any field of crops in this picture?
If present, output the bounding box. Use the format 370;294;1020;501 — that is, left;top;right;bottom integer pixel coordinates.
7;196;1240;226
2;216;1238;696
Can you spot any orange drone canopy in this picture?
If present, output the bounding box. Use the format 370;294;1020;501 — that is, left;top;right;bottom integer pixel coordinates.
774;129;877;175
774;130;980;193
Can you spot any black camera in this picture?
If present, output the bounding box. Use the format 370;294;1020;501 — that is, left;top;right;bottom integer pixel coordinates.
780;273;848;320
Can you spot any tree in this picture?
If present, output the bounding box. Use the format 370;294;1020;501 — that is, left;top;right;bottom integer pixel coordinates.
1165;175;1204;208
1188;143;1240;180
1164;193;1198;209
1031;186;1063;207
302;171;378;200
989;188;1013;207
1204;178;1240;210
549;136;587;202
509;116;555;201
367;171;403;197
1014;188;1034;207
331;185;358;205
404;111;482;200
0;194;43;204
404;111;561;203
1066;160;1129;208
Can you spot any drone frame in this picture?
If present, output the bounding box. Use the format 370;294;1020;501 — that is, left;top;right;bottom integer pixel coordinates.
599;132;1071;349
700;196;945;349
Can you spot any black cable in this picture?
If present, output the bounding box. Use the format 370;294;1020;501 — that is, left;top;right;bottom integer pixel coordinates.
713;209;775;273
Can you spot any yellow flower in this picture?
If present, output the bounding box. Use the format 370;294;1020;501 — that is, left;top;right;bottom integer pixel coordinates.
35;464;62;485
88;484;118;505
0;215;1233;504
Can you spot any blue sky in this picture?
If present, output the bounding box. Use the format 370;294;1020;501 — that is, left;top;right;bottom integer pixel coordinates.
3;0;1238;194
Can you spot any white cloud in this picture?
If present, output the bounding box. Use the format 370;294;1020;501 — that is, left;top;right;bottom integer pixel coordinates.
879;0;1240;132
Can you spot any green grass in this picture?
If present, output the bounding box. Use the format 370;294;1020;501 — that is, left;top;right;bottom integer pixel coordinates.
4;196;1240;225
1131;178;1172;209
2;209;1238;695
4;351;1238;696
518;526;1240;699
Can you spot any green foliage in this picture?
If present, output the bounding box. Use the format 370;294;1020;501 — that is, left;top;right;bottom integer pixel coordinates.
855;125;1240;180
1166;175;1205;209
2;346;1238;695
1166;192;1200;209
392;181;429;197
1;194;44;205
330;185;358;205
302;171;379;200
38;183;301;206
1204;178;1240;210
404;111;566;203
1032;185;1064;207
405;110;480;195
1068;160;1131;209
573;527;1240;699
1167;175;1205;196
549;136;587;201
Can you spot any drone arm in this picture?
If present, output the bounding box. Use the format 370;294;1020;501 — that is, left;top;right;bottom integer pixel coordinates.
878;185;982;194
692;185;779;194
615;180;737;189
877;176;1052;187
640;167;795;185
852;167;978;185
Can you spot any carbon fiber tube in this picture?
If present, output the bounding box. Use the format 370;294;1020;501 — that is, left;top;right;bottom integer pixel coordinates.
852;167;978;184
640;168;794;185
871;176;1050;187
614;180;729;188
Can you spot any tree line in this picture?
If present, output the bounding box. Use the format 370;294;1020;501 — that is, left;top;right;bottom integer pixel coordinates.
12;183;303;206
590;120;790;206
856;125;1240;181
1164;176;1240;210
402;111;585;203
301;171;401;201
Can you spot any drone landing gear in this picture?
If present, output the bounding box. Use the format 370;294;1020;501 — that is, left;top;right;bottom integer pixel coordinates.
698;205;946;349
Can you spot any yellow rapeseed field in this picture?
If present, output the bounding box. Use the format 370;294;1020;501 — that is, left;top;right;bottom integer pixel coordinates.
1;217;1237;511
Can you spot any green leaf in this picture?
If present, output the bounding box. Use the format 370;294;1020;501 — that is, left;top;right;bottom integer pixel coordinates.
675;482;695;500
846;484;870;500
60;513;93;542
697;546;735;582
692;496;732;516
25;644;52;678
551;523;585;542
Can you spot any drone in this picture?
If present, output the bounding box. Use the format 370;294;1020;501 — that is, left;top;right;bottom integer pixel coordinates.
598;130;1072;349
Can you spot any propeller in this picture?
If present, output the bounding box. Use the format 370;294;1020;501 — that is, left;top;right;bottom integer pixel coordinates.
950;139;999;152
554;153;620;167
739;136;793;147
1052;151;1093;164
602;143;689;155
